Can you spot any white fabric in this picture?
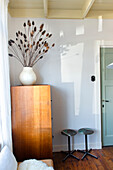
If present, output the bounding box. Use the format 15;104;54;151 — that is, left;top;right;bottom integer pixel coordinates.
0;0;12;149
0;146;17;170
18;159;54;170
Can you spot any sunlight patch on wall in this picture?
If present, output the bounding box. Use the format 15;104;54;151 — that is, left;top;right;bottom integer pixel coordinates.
98;16;103;32
76;25;84;35
61;43;84;115
60;30;64;37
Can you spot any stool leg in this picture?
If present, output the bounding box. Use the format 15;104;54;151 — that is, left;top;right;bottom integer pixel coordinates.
62;153;70;162
68;136;70;154
62;136;71;162
78;134;98;160
81;152;87;160
85;135;88;152
81;134;88;160
62;136;80;161
88;152;98;159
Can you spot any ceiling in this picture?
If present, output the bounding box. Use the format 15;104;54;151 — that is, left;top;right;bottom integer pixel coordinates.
8;0;113;19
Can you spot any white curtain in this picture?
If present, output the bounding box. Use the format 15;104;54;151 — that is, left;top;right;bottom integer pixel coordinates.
0;0;12;150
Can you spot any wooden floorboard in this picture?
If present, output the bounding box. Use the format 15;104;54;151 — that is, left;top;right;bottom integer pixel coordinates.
53;147;113;170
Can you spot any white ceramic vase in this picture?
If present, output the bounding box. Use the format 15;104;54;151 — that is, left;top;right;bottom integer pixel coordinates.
19;67;37;85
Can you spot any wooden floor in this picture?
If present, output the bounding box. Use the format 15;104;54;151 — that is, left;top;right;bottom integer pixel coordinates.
53;147;113;170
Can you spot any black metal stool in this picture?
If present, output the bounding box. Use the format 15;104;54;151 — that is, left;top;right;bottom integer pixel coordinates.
78;128;98;160
61;129;80;161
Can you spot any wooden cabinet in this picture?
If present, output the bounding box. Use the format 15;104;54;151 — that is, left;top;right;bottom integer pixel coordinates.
11;85;52;161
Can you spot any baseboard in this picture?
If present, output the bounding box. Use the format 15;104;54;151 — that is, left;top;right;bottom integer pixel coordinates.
53;142;102;152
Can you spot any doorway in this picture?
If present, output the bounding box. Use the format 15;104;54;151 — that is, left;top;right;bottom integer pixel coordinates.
101;47;113;146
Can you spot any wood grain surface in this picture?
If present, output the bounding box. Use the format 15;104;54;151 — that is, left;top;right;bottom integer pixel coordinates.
11;85;52;161
53;147;113;170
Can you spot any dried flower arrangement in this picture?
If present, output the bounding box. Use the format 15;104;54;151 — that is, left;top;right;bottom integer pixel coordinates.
8;20;55;67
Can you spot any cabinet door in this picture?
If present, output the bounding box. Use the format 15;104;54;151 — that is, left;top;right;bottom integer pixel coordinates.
11;85;52;161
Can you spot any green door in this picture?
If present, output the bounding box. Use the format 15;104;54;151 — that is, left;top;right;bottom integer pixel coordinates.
101;47;113;146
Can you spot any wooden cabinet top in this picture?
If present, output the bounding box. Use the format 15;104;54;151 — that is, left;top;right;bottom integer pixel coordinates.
11;85;50;88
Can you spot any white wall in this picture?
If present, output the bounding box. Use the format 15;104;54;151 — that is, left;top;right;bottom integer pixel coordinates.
8;16;113;152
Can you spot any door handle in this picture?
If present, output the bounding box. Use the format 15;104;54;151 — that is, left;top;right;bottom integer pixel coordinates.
102;100;109;102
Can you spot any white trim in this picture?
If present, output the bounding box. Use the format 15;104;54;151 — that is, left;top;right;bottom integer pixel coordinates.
99;41;113;47
53;143;101;152
101;45;113;48
99;40;113;147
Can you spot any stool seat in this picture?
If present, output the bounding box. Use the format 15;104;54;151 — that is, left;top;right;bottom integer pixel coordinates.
78;128;94;135
61;129;79;161
78;128;98;160
61;129;77;137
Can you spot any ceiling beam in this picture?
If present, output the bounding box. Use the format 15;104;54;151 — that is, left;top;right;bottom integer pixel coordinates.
82;0;95;19
48;9;83;19
8;8;44;18
86;10;113;19
43;0;48;18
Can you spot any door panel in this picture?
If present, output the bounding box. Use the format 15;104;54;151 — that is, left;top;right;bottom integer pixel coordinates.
101;48;113;146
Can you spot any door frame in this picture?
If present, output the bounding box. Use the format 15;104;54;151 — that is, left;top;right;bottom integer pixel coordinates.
99;41;113;146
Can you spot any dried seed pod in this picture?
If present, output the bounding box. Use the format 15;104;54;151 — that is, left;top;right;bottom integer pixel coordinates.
37;41;39;45
20;39;23;44
40;24;44;30
25;49;29;53
49;34;52;38
52;43;55;47
24;34;27;39
8;42;12;46
46;46;49;50
30;31;34;37
23;23;26;27
32;21;35;25
16;32;18;37
46;33;49;37
9;54;13;57
45;50;48;53
28;22;31;26
27;20;30;25
39;38;42;41
34;27;36;32
44;43;48;47
35;45;38;50
42;30;46;35
10;39;15;43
